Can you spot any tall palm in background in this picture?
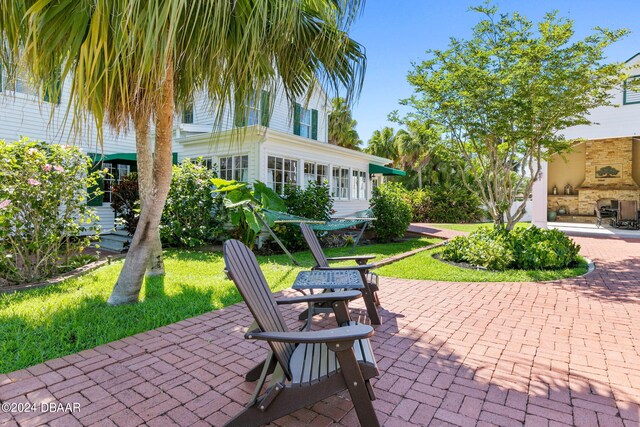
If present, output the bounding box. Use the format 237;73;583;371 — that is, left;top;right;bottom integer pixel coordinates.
366;126;400;164
0;0;366;304
395;122;439;188
328;97;362;150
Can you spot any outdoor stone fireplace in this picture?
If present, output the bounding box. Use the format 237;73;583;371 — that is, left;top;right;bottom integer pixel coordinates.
548;137;640;220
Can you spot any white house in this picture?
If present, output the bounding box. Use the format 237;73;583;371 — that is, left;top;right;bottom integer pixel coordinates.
530;52;640;227
0;68;398;234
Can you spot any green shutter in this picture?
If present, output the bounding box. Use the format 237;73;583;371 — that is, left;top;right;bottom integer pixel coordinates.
234;105;246;127
172;153;179;165
311;109;318;140
293;103;301;136
260;90;271;127
87;156;103;206
43;68;61;104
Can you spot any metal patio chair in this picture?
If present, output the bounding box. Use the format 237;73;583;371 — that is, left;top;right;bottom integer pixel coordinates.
616;200;639;229
223;239;380;427
300;222;381;325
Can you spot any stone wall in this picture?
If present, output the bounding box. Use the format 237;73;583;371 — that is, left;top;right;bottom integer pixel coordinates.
582;137;637;188
548;195;580;215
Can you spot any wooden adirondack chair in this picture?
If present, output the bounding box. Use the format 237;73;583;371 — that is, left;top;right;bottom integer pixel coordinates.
223;239;380;427
300;222;381;325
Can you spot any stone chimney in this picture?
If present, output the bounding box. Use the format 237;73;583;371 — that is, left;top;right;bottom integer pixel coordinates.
579;137;639;189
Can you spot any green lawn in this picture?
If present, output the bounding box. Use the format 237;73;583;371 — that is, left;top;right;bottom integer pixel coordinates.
434;222;531;233
376;246;589;282
0;237;436;374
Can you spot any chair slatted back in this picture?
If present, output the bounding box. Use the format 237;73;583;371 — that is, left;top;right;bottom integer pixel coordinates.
300;223;329;268
618;200;638;221
223;239;295;379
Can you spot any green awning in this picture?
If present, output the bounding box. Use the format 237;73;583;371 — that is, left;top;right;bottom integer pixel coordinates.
369;163;406;176
89;152;179;164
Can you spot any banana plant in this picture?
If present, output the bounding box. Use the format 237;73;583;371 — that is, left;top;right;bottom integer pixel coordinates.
212;178;285;249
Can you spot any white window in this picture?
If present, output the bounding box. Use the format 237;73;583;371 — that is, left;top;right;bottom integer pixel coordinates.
303;162;329;187
0;67;38;97
359;171;367;199
351;170;368;200
332;167;350;199
299;108;312;138
268;156;298;194
246;93;260;126
102;163;131;204
219;155;248;182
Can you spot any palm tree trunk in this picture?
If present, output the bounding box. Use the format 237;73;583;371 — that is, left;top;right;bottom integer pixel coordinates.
108;60;174;305
417;165;423;188
133;108;165;277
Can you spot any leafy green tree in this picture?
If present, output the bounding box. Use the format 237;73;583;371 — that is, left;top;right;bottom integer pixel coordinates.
398;5;627;229
366;127;400;165
1;0;366;304
328;97;362;150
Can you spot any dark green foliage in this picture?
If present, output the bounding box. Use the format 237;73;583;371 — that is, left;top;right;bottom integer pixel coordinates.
370;183;412;242
110;173;140;235
160;159;227;247
276;182;333;251
408;187;483;223
442;226;581;271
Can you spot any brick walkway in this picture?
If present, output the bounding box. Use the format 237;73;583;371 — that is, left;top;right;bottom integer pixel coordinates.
1;232;639;426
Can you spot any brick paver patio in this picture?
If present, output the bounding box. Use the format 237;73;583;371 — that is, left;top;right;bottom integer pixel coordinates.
1;230;639;426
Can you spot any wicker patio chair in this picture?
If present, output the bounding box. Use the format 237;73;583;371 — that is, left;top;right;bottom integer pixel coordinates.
223;239;380;427
300;222;381;325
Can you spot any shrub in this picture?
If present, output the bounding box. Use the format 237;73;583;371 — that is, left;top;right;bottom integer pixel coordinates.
110;173;140;235
408;187;483;223
0;138;102;283
160;159;227;247
275;182;333;251
370;182;412;242
510;227;580;270
442;226;581;271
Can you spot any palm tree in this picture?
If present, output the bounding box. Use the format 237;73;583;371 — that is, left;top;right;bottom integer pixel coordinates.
328;97;362;150
1;0;366;304
366;127;400;165
396;122;439;188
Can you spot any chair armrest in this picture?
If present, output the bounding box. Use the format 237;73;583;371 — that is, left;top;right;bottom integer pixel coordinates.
245;324;374;344
327;255;375;265
314;264;375;272
275;290;361;305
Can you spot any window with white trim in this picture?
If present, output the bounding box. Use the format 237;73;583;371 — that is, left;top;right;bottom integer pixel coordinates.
351;170;368;200
0;67;38;96
219;155;248;182
268;156;298;194
303;162;329;187
299;108;312;138
246;93;260;125
332;167;349;199
102;163;131;204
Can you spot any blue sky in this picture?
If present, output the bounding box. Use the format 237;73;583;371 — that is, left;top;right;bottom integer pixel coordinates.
349;0;640;144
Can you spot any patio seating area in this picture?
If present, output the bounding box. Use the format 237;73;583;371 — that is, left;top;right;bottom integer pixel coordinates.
1;230;639;426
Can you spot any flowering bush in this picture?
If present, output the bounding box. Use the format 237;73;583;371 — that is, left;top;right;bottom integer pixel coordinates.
0;138;102;283
160;159;227;247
